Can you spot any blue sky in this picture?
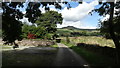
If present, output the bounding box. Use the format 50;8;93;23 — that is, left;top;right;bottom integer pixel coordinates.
67;1;102;29
19;0;102;29
56;0;102;29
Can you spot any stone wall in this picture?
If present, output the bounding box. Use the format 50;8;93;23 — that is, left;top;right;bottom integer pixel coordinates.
16;40;55;46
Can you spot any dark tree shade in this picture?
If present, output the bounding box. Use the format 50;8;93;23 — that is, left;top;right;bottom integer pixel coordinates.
1;2;69;43
25;2;41;23
2;2;24;43
93;1;120;65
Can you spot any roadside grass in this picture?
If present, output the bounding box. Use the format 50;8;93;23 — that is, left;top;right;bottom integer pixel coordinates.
2;46;12;49
61;38;116;67
60;36;115;48
1;45;12;49
50;44;58;48
71;46;116;66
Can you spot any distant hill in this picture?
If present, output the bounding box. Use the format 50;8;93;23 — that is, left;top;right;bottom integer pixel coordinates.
59;26;97;31
57;26;101;37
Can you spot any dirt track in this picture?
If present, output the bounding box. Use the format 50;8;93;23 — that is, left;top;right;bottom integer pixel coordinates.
53;43;89;67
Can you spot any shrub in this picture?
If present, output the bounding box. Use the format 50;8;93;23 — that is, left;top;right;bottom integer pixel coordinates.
66;36;70;43
27;33;36;39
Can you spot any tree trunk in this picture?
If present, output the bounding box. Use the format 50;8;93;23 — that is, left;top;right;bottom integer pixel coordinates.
109;2;120;65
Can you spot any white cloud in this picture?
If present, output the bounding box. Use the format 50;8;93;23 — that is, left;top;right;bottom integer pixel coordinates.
57;20;97;29
57;20;82;28
22;11;26;14
20;0;99;29
50;7;57;11
39;6;46;13
57;0;99;29
101;3;119;22
79;26;98;29
20;17;32;25
39;5;60;13
61;0;98;22
101;14;109;22
49;5;62;13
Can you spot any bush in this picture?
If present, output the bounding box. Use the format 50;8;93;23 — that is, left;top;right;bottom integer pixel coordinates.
56;39;61;43
66;36;70;43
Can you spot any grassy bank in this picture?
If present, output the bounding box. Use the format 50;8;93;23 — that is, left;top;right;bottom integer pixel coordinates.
60;36;115;48
71;46;116;66
61;38;116;67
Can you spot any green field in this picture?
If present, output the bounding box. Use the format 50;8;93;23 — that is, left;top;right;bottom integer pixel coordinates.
60;36;115;48
61;36;116;66
57;26;115;48
57;26;101;37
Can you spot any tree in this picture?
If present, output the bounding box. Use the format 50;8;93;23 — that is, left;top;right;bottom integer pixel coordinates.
35;11;63;39
22;23;36;38
93;1;120;64
22;11;62;39
22;23;46;39
2;2;65;44
2;2;24;44
100;17;120;39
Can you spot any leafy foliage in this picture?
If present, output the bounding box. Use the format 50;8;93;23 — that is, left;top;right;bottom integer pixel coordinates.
93;1;120;64
2;2;65;43
35;11;63;39
93;2;120;42
100;17;120;39
22;11;62;40
25;2;41;23
2;2;24;43
27;33;36;39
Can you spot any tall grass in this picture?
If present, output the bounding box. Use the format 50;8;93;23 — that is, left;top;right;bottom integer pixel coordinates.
61;36;116;67
60;36;115;48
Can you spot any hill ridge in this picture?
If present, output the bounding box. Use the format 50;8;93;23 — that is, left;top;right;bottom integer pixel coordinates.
58;26;97;31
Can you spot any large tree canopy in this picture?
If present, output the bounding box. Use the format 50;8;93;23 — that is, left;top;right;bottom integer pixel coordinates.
93;1;120;64
100;16;120;39
22;11;62;39
2;2;65;44
2;3;24;44
35;11;62;39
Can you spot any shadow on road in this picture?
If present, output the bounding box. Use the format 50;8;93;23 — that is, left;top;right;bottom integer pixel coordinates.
2;46;58;68
2;45;91;68
2;43;118;68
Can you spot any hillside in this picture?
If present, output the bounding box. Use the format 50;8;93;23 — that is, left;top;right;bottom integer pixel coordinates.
57;26;101;37
59;26;98;31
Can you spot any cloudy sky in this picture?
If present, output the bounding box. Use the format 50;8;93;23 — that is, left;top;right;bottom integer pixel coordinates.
20;0;104;29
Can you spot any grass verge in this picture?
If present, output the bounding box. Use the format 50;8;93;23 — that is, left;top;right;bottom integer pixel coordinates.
1;45;12;49
50;44;58;48
61;41;116;67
